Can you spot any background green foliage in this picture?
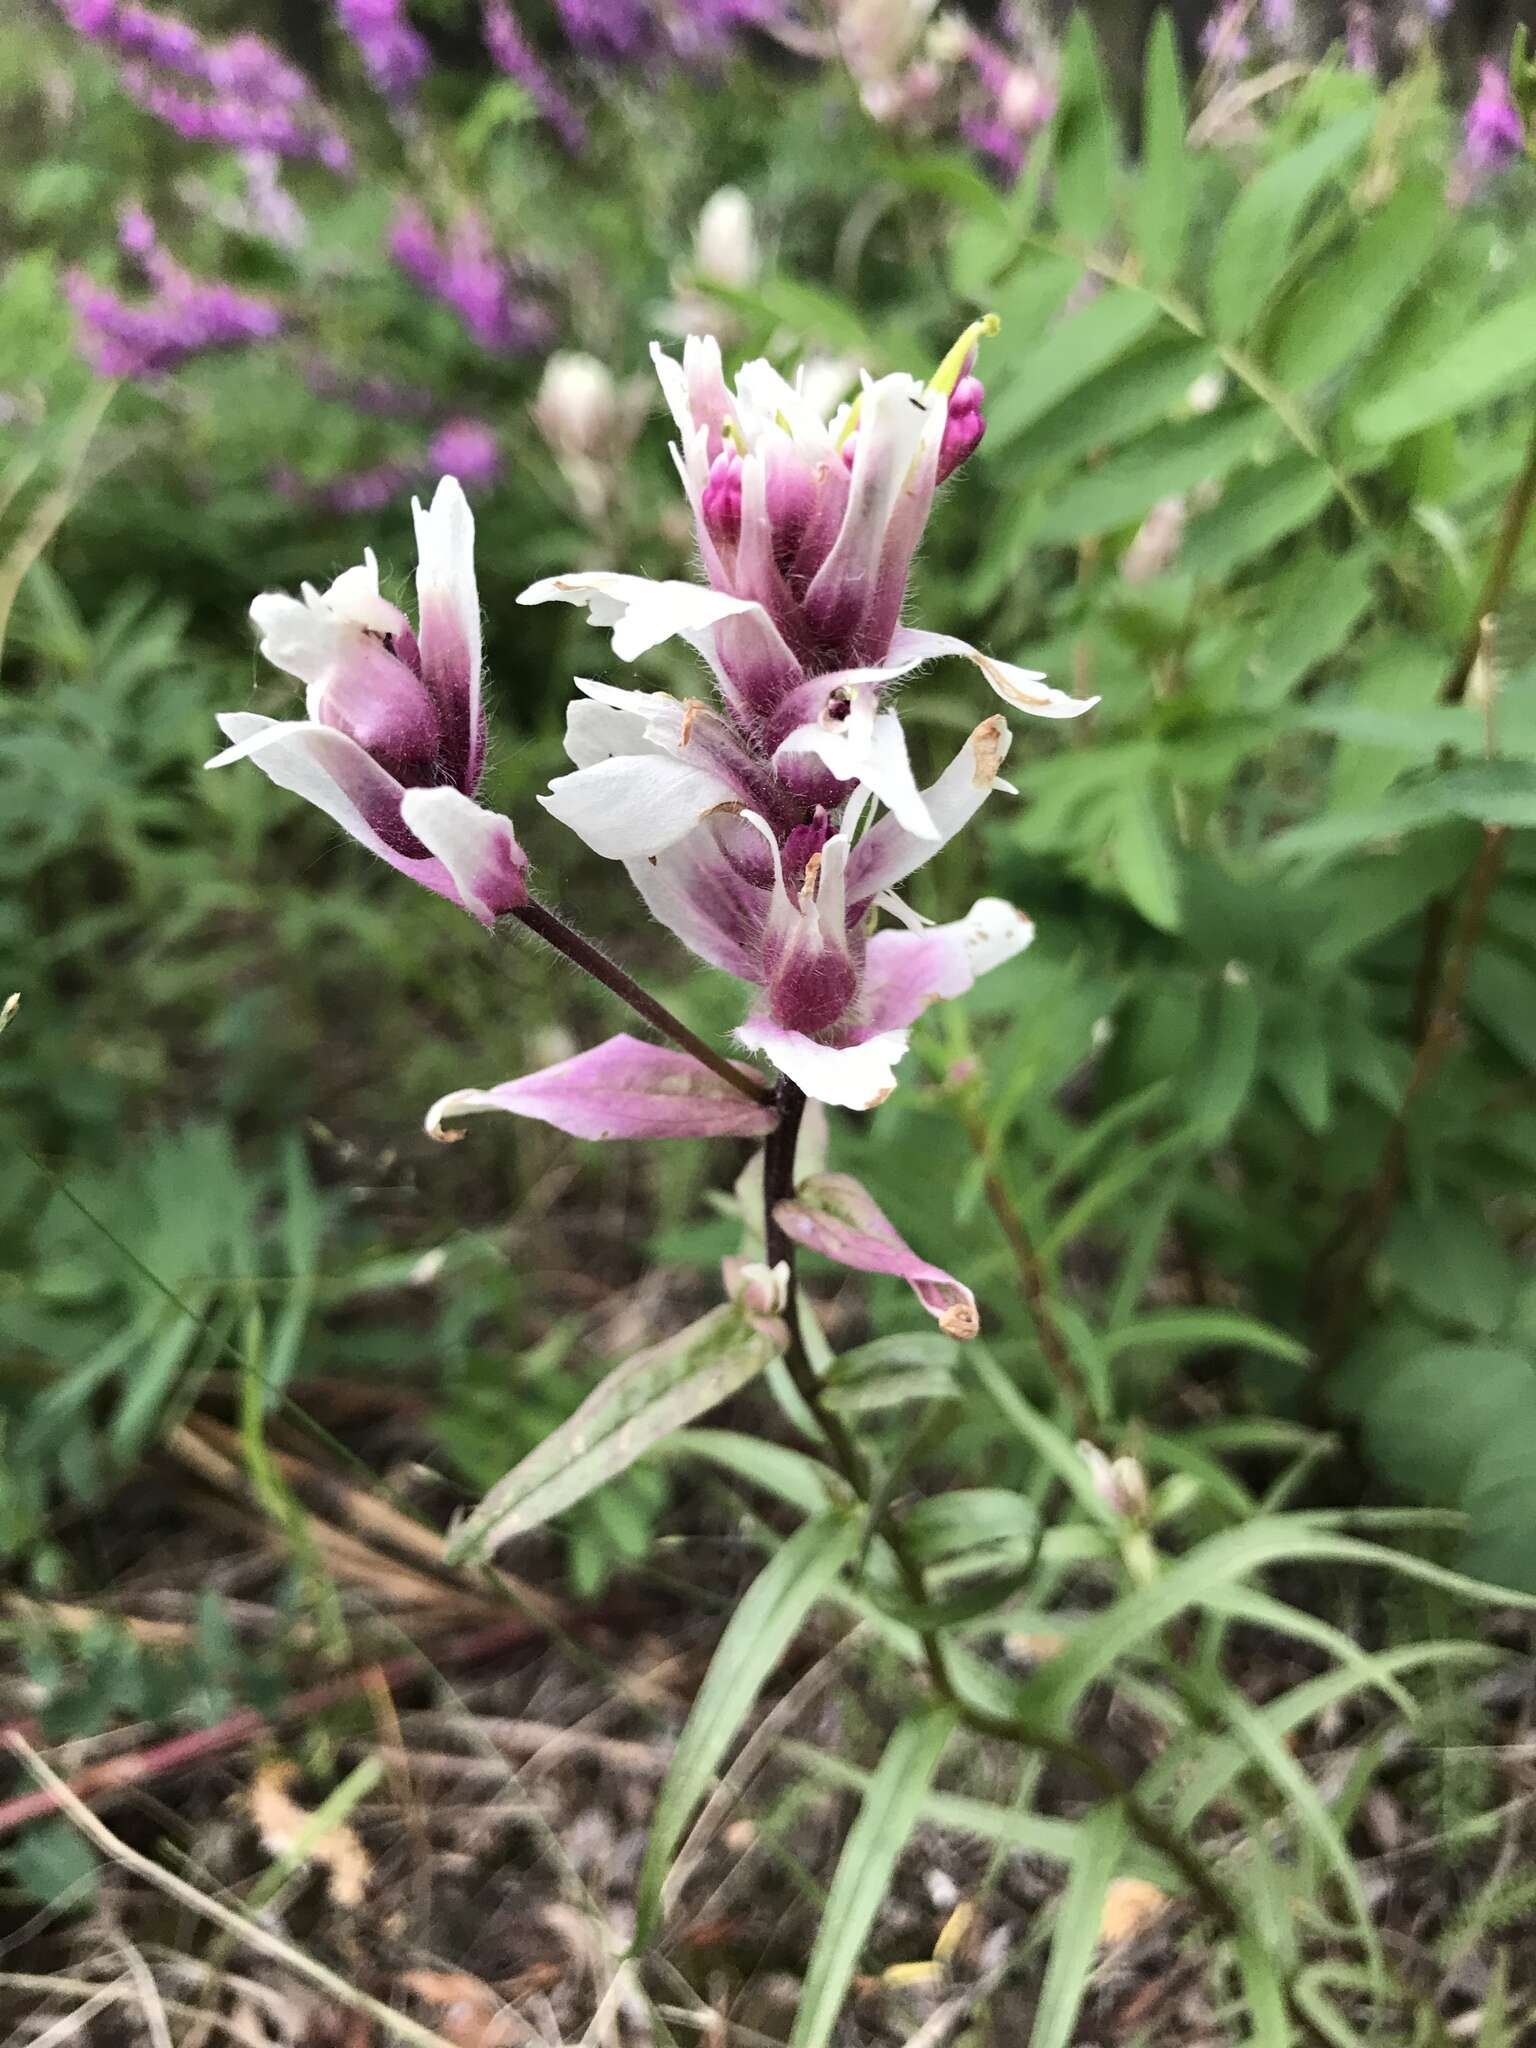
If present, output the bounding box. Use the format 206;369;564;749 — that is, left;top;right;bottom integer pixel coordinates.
5;5;1536;2032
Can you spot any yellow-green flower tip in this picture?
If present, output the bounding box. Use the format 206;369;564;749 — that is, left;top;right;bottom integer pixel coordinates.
929;313;1001;399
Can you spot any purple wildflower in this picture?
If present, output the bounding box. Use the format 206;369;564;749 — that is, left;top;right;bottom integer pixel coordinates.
1345;3;1376;75
334;0;430;105
66;225;282;381
482;0;586;149
429;419;501;492
1454;60;1526;200
388;202;552;355
554;0;651;63
1201;1;1251;70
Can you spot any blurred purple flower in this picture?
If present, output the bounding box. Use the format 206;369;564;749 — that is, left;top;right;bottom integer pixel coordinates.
67;218;282;380
482;0;586;152
555;0;651;63
429;419;501;492
1454;59;1526;200
388;201;552;355
1201;2;1251;70
55;0;351;169
334;0;430;104
1345;3;1376;75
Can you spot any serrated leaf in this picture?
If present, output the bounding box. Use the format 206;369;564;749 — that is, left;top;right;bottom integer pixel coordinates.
636;1510;859;1943
1354;284;1536;443
446;1304;782;1561
1207;109;1375;339
1135;13;1190;289
790;1708;956;2048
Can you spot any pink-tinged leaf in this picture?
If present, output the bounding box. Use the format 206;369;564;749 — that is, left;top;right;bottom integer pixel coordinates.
426;1032;775;1143
773;1171;980;1339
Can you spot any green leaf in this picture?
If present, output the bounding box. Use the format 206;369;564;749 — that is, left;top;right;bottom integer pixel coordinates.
662;1428;839;1516
1207;109;1375;340
1029;1804;1127;2048
1103;1309;1308;1367
1023;336;1214;474
786;1744;1086;1869
1114;781;1183;931
1461;1417;1536;1592
1191;969;1262;1141
1135;14;1190;290
1052;16;1117;244
789;1708;956;2048
822;1329;960;1414
1030;407;1266;541
445;1304;781;1562
899;1488;1040;1568
636;1510;859;1944
1179;457;1334;583
1270;174;1446;392
1354;284;1536;442
6;1817;99;1908
985;290;1162;451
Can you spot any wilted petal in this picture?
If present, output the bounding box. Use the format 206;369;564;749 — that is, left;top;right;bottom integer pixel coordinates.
425;1033;776;1142
733;1014;911;1111
398;786;528;922
848;715;1015;905
863;897;1034;1033
773;1170;980;1338
886;626;1097;719
518;569;762;662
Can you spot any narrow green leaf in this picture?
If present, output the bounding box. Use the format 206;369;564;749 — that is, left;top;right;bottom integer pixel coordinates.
1191;970;1261;1141
1052;15;1117;244
661;1428;837;1516
636;1510;859;1943
1030;407;1266;541
1114;781;1183;931
1029;1804;1127;2048
985;291;1162;452
1354;284;1536;442
786;1743;1085;1868
1270;174;1446;392
899;1489;1039;1568
1102;1308;1307;1367
790;1708;956;2048
1135;13;1189;289
1179;457;1334;583
1023;335;1214;474
1207;109;1375;339
446;1304;781;1562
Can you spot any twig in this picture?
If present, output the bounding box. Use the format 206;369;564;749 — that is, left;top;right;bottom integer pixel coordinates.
1440;414;1536;705
3;1734;462;2048
511;902;772;1105
0;1615;540;1839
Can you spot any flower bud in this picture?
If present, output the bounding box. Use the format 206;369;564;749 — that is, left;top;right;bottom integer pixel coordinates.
1079;1442;1150;1523
694;186;759;292
533;351;619;463
723;1256;791;1317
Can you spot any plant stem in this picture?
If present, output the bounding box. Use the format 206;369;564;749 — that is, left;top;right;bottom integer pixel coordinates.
956;1098;1093;1435
760;1078;1239;1936
512;900;772;1105
1440;413;1536;705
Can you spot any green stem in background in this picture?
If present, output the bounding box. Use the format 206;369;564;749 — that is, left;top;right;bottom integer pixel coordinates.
511;900;771;1105
760;1077;1242;1938
955;1096;1094;1437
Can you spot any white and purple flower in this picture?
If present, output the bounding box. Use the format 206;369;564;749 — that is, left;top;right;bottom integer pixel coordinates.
208;475;528;925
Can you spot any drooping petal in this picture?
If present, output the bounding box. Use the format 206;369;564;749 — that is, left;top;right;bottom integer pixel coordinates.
885;626;1098;719
773;685;933;838
412;475;484;790
773;1171;980;1338
733;1014;911;1111
398;785;528;922
541;754;739;859
863;896;1034;1033
624;827;767;981
425;1033;776;1142
518;570;763;662
847;715;1015;905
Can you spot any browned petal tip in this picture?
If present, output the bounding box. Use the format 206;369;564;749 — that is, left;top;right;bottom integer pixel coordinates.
939;1302;980;1341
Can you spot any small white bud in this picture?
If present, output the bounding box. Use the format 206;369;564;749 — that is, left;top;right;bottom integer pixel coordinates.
694;186;759;292
532;352;619;463
723;1256;790;1317
1185;371;1227;415
1079;1441;1150;1522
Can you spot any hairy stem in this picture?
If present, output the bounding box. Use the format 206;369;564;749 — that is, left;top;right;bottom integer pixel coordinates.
513;900;771;1105
760;1078;1240;1935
